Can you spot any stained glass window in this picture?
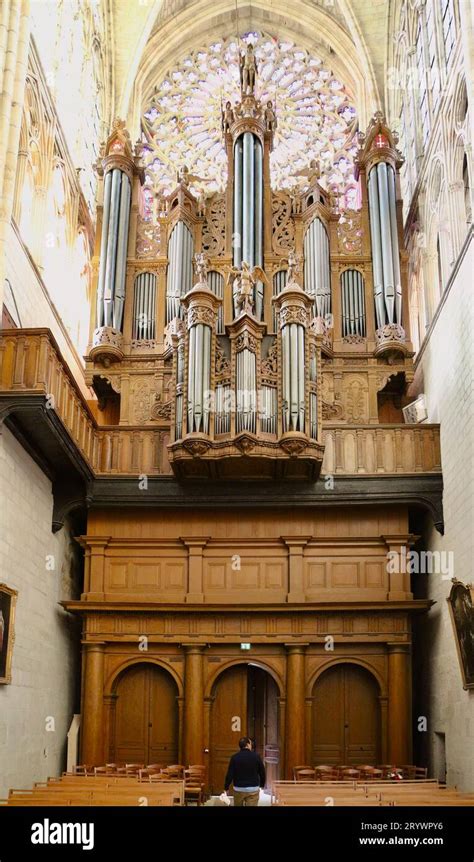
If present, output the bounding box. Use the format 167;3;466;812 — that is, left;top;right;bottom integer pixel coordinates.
141;32;358;208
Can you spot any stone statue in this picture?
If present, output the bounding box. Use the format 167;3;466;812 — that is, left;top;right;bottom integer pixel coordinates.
286;250;300;282
226;261;268;317
240;43;258;96
264;100;277;133
222;100;234;134
194;252;208;284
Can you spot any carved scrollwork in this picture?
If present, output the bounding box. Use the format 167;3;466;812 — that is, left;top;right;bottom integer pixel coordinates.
187;307;216;328
151;396;172;420
279;305;308;327
337;209;362;255
342;334;365;344
322;400;344;420
375;323;406;344
272;192;295;253
235;331;258;353
215;341;231;376
136;216;161;258
92;326;123;349
202;194;226;256
261;341;278;377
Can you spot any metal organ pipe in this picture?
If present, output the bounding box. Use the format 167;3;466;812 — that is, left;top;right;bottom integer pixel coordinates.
208;271;224;334
96;169;112;327
387;164;402;323
304;218;331;318
133;272;157;340
233;137;243;269
254;137;264;320
167;221;194;323
341;270;366;337
281;322;305;432
368;163;402;327
233;132;264;319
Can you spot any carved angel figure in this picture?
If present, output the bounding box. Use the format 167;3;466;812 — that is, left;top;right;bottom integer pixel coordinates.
225;261;268;317
292;158;321;185
177;164;211;187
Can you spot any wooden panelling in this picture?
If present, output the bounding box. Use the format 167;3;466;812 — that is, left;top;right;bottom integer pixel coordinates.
0;330;441;478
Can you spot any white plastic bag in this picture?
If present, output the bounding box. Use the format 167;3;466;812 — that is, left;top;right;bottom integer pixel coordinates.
219;791;231;806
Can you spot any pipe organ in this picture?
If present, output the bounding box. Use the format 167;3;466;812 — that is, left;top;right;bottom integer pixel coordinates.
86;93;411;479
303;218;331;318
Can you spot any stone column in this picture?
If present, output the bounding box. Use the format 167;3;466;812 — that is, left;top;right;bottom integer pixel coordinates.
387;642;411;765
0;0;31;310
81;642;105;766
182;644;205;767
285;644;307;778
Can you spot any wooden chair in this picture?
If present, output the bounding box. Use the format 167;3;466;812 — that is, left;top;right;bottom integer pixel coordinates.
293;765;313;780
295;768;316;782
315;765;338;781
162;765;185;779
184;769;205;806
340;768;361;780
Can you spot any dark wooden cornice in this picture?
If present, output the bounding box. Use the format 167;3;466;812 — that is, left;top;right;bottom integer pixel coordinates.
62;599;434;615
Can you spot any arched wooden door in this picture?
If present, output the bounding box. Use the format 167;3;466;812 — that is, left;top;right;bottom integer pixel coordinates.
209;664;280;794
312;664;380;765
113;664;178;765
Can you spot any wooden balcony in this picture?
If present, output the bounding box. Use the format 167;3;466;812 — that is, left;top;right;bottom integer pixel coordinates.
0;329;442;479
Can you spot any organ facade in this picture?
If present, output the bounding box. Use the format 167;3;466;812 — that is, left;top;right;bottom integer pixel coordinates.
1;44;443;792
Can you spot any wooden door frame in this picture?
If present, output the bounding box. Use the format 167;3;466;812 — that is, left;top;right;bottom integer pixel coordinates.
106;658;183;764
206;659;284;792
308;658;387;765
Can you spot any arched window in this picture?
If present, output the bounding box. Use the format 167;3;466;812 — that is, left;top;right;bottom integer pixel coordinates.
440;0;456;68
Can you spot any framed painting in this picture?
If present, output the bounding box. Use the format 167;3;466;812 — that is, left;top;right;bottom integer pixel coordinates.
447;580;474;690
0;583;17;684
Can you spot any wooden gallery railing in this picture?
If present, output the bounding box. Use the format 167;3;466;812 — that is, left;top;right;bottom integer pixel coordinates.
0;329;441;478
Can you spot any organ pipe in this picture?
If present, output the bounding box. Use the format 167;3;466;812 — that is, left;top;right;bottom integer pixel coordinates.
272;270;287;330
368;162;402;327
97;167;131;331
133;272;157;340
281;321;305;433
341;270;366;337
208;271;224;334
303;218;331;318
233;132;264;318
187;323;212;435
167;221;194;323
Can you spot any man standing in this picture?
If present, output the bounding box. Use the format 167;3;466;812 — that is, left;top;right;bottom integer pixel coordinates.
224;737;266;807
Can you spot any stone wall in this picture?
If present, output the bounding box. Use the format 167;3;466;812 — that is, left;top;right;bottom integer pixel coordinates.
413;235;474;792
0;426;82;798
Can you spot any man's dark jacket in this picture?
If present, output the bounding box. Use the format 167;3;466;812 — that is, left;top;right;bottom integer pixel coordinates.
224;748;266;791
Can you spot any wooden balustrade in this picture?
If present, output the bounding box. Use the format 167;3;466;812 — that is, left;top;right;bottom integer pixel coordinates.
0;330;441;478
